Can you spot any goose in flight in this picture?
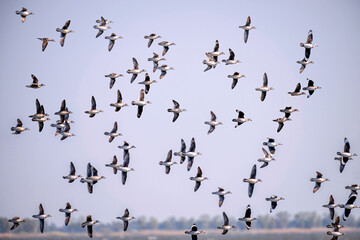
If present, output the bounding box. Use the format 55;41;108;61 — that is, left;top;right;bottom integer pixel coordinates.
104;73;123;89
105;33;123;52
228;72;246;89
93;16;111;38
222;48;241;65
11;119;29;135
8;217;26;231
167;100;186;122
239;16;256;43
104;121;121;142
296;58;314;73
131;89;151;118
116;209;135;231
127;58;146;83
302;78;321;98
207;40;224;62
26;74;45;89
273;117;291;132
16;7;34;23
56;20;73;47
174;139;186;164
322;195;338;220
265;195;285;213
257;148;276;168
59;202;78;226
310;171;330;193
148;52;166;72
159;150;177;174
32;204;51;233
204;111;223;135
116;152;135;185
157;64;174;79
338;195;359;221
85;96;103;118
184;223;204;240
81;215;100;238
190;167;208;192
212;187;232;207
300;30;318;58
255;73;274;101
232;110;252;127
185;138;201;171
217;212;236;235
110;89;128;112
37;38;55;52
63;161;82;183
138;73;157;94
158;41;176;56
263;138;282;154
144;33;162;48
238;205;257;229
243;164;262;197
279;106;299;118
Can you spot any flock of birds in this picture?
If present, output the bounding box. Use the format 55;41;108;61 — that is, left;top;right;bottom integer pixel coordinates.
8;7;358;240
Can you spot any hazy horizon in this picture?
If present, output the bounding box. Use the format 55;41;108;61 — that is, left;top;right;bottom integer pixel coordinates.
0;0;360;228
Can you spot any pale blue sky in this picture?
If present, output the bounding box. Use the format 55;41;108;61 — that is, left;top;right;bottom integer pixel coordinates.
0;0;360;226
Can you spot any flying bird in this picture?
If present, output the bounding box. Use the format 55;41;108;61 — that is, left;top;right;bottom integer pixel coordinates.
32;204;51;233
167;100;186;122
59;202;78;226
81;215;100;238
310;171;330;193
26;74;45;89
131;89;151;118
37;38;55;52
16;7;34;23
56;20;73;47
159;150;178;174
185;138;201;171
212;187;232;207
222;48;241;65
227;72;246;89
217;212;236;235
63;162;82;183
11;119;29;135
243;164;262;197
110;89;128;112
265;195;285;213
255;73;274;101
232;110;252;127
239;16;256;43
158;41;176;56
322;195;338;220
105;33;123;51
144;33;162;48
138;73;157;94
190;167;208;192
204;111;223;135
300;30;318;58
116;209;135;231
238;205;257;229
104;121;122;142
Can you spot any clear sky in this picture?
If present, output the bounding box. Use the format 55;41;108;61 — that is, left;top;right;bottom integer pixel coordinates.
0;0;360;227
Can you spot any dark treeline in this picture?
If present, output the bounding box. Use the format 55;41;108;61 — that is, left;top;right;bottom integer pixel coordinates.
1;211;360;233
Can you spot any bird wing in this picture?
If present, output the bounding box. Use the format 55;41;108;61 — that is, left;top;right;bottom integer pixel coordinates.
229;48;235;60
139;89;145;101
63;20;71;30
189;138;196;152
91;96;96;110
246;16;251;26
277;122;284;132
316;171;323;178
133;58;139;69
137;106;143;118
244;30;249;43
165;150;172;162
261;91;267;101
111;122;118;134
196;167;203;177
263;73;268;87
32;74;39;84
39;218;45;233
219;195;224;207
123;153;130;167
248;183;254;197
117;89;122;103
306;30;313;44
214;40;219;52
180;139;186;152
208;125;215;135
210;111;217;121
122;172;128;185
162;46;169;56
250;164;257;178
344;138;350;153
36;99;41;113
194;181;201;192
108;40;115;51
223;212;229;225
245;205;252;218
87;163;92;178
39;204;45;215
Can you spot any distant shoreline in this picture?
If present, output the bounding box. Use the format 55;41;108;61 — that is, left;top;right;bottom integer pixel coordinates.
1;227;360;238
